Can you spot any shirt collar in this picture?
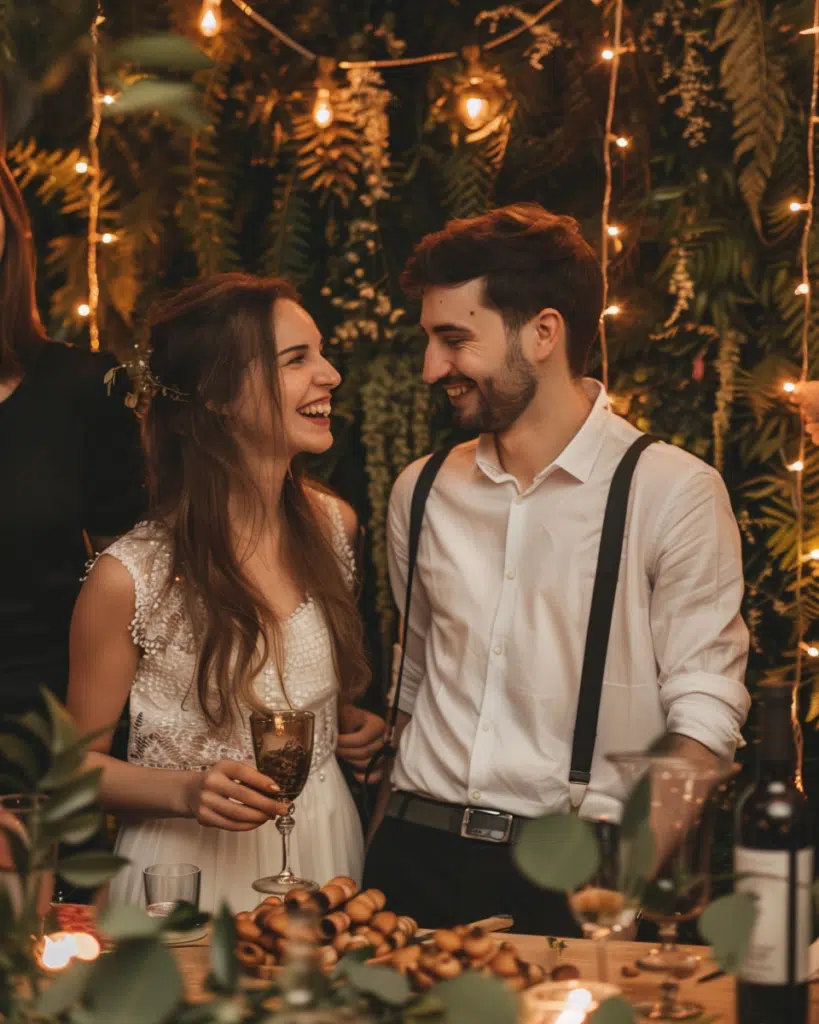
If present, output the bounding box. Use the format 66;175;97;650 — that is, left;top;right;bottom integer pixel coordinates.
475;378;611;486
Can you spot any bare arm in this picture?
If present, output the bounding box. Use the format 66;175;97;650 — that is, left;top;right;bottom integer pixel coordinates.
67;555;288;828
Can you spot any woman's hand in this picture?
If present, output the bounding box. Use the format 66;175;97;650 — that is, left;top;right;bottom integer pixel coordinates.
183;760;291;831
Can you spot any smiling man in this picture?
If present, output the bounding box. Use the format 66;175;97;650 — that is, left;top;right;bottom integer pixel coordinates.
363;204;750;934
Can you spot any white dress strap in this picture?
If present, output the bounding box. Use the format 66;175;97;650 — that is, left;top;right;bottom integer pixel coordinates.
315;492;356;588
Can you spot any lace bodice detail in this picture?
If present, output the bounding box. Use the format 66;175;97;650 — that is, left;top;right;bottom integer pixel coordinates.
99;494;356;777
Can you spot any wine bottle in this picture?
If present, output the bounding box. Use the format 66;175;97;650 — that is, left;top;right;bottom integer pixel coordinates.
735;684;813;1024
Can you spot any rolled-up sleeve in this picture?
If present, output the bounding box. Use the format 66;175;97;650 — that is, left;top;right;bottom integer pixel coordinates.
386;461;431;715
649;468;750;760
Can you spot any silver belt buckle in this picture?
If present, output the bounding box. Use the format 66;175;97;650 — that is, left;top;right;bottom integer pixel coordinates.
460;806;514;843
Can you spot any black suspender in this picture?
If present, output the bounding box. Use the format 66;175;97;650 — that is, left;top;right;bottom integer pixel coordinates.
568;432;658;807
383;433;659;813
385;445;455;750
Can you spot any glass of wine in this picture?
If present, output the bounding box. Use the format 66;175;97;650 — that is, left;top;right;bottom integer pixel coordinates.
608;751;737;1021
250;709;317;895
568;821;641;984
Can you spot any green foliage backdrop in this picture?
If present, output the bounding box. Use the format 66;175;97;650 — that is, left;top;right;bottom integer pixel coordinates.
3;0;819;765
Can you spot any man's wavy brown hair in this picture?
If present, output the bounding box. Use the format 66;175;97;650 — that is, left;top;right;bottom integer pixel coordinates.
143;273;369;728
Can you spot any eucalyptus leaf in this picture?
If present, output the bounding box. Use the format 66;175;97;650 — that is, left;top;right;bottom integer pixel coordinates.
0;735;38;785
620;818;655;899
343;961;413;1005
699;891;757;973
51;809;102;846
430;972;518;1024
332;946;375;975
99;903;161;940
209;902;237;993
39;745;84;790
514;813;600;892
108;80;198;116
84;937;183;1024
42;768;102;823
35;958;94;1015
161;900;210;932
56;851;128;887
42;689;79;755
588;995;636;1022
113;33;213;71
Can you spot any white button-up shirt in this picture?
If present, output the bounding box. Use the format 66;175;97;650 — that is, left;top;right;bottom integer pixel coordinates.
387;380;750;822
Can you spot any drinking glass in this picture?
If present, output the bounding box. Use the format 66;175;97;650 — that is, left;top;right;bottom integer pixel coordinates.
250;709;317;895
143;863;201;917
608;752;737;1021
568;821;641;984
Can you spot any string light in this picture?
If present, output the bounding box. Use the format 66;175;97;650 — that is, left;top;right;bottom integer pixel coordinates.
790;200;811;212
225;0;563;70
598;0;625;392
199;0;222;37
74;159;89;174
614;135;630;149
77;302;91;318
784;380;797;393
800;642;819;657
601;47;615;61
101;232;116;244
312;87;334;128
102;92;116;106
791;0;819;793
788;459;805;472
606;224;621;237
459;91;490;130
85;6;104;352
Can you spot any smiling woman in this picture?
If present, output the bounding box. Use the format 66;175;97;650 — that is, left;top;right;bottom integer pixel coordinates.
66;272;377;911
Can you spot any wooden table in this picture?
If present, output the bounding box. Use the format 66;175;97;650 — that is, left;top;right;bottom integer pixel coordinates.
173;934;760;1020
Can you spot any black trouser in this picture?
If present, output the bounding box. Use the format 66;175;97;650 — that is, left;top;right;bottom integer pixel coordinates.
363;812;582;937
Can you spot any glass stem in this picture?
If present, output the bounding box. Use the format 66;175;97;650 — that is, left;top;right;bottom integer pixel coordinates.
593;929;610;983
658;920;678;953
277;805;295;881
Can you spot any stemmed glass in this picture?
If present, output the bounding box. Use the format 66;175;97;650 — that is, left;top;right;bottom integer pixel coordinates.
608;752;737;1021
250;710;318;895
567;820;641;984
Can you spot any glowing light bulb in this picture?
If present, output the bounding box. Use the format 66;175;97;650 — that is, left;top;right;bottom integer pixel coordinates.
810;548;819;559
102;92;116;106
607;225;621;237
809;646;819;658
312;88;334;128
795;282;810;296
74;160;89;174
790;200;809;212
199;0;222;37
615;136;630;149
458;89;491;131
788;460;805;472
602;304;621;317
101;232;116;244
784;381;797;393
77;303;91;318
601;48;615;61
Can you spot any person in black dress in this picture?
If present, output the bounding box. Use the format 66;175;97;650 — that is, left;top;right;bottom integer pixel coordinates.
0;156;146;718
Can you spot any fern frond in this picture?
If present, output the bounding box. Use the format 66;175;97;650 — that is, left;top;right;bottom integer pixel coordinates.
715;0;788;236
260;168;313;286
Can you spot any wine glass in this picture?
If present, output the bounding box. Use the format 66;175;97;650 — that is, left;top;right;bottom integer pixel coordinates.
567;821;641;984
250;709;318;895
608;751;737;1021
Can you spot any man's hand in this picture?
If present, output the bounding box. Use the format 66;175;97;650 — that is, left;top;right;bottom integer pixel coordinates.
791;381;819;444
337;704;387;782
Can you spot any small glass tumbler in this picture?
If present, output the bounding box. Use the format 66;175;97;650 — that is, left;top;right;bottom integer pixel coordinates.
143;863;201;918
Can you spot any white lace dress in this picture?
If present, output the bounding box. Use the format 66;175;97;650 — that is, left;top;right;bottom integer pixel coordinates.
100;497;364;913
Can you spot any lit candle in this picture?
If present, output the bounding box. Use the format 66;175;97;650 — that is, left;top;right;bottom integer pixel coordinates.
520;979;621;1023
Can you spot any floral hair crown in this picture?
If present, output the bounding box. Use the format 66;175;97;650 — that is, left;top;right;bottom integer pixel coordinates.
104;363;188;406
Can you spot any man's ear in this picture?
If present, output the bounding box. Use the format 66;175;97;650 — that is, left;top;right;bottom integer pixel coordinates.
532;308;564;363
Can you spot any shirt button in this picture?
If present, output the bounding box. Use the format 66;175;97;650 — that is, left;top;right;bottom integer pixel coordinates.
506;569;516;580
493;644;502;655
471;790;481;802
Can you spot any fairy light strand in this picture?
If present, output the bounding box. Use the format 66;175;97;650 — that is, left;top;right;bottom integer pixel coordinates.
598;0;624;393
791;0;819;791
85;6;104;352
225;0;563;69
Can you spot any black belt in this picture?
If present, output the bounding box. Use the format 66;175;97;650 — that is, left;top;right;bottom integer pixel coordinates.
386;791;527;844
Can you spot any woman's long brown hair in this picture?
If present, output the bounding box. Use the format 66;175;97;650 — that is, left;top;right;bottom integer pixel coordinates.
144;273;369;728
0;158;47;380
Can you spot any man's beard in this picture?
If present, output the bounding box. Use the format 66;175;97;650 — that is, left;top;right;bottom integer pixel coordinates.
451;330;537;433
